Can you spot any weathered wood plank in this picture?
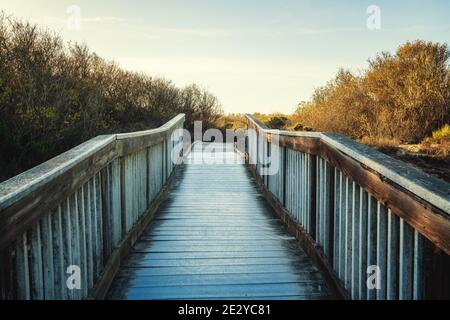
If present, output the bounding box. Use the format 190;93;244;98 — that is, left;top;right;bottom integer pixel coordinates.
107;143;331;300
77;186;88;299
387;209;399;300
15;233;30;300
399;218;414;300
111;272;325;289
0;243;16;299
366;196;377;300
40;213;55;299
376;202;387;299
51;206;64;299
358;188;368;300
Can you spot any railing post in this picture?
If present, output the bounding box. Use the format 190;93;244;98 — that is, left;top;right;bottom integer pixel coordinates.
282;146;287;207
0;246;16;299
146;147;150;204
265;138;271;190
366;196;377;300
166;137;170;179
256;131;259;174
101;168;111;264
328;164;335;265
163;139;167;183
119;158;127;238
310;155;317;240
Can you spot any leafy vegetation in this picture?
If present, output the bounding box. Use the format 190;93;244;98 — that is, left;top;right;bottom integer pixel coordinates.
431;124;450;140
419;124;450;157
0;14;222;182
2;11;449;183
216;113;247;130
292;41;450;145
248;41;450;158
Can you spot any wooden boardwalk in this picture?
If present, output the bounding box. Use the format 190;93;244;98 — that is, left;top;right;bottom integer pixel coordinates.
3;113;448;300
107;143;330;300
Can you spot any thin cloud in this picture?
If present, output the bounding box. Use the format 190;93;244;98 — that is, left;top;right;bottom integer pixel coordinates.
146;27;234;38
29;15;127;26
145;26;367;40
293;27;364;35
82;16;126;23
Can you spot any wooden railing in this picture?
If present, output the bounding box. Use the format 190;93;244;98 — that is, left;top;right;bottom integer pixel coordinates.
0;114;185;300
245;114;450;300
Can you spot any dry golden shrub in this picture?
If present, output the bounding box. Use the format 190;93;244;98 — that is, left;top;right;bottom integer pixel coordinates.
294;41;450;144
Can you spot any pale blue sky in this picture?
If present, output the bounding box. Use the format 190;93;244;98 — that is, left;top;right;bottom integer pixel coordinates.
1;0;449;113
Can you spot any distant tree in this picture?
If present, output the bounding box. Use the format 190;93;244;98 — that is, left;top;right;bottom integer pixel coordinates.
266;116;288;129
363;40;450;142
0;13;223;182
294;40;450;143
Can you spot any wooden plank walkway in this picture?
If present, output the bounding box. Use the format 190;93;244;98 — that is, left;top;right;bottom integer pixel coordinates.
106;143;330;300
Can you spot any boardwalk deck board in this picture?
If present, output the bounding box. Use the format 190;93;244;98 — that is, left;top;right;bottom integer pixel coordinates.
106;143;330;300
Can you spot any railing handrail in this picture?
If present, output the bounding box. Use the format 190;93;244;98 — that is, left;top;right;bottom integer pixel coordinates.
0;114;185;249
0;114;184;209
115;114;185;139
245;113;450;215
246;113;450;299
0;113;185;300
0;135;115;211
246;113;450;256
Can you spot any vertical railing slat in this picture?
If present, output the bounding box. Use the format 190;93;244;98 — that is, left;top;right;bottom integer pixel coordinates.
95;173;103;275
29;223;44;300
0;243;16;299
69;193;81;299
101;167;111;264
333;169;340;273
16;233;30;300
84;181;94;291
77;186;88;299
344;177;352;292
399;218;414;300
40;213;55;299
327;163;335;266
376;203;388;300
413;230;424;300
51;206;64;299
61;199;72;299
358;189;368;300
366;195;377;300
338;171;344;280
309;154;317;240
89;178;99;281
351;183;360;299
111;159;122;248
387;209;399;300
